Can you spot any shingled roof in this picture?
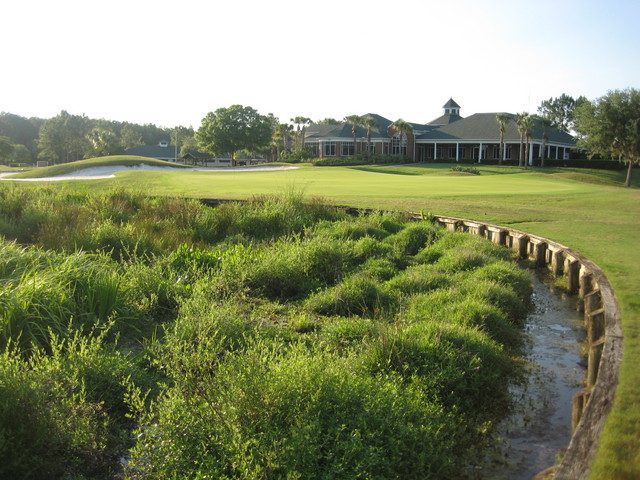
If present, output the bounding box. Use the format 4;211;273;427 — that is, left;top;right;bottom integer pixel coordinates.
417;113;575;146
443;98;461;109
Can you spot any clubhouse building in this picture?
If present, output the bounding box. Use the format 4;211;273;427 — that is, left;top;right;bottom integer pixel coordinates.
304;99;576;164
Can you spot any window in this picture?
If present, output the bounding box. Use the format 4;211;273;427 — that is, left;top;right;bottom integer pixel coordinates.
391;134;407;155
323;142;336;156
369;142;376;154
341;141;354;156
307;144;319;156
504;145;512;159
449;145;457;159
426;145;434;159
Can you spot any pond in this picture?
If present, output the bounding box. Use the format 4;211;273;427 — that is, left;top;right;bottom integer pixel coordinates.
477;273;586;479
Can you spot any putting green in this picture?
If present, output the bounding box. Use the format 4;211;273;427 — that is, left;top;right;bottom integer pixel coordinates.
107;166;592;199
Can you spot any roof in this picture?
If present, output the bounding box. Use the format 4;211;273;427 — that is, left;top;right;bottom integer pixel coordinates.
416;113;576;146
426;113;462;126
443;98;461;109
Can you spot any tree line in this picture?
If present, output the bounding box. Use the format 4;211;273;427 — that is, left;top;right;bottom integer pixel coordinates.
0;111;195;165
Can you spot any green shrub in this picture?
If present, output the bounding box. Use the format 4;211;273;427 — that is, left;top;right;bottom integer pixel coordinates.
362;320;516;416
385;222;443;257
450;165;480;174
0;327;146;480
130;341;465;479
356;257;399;281
402;289;523;348
386;264;451;295
318;316;377;351
306;273;394;317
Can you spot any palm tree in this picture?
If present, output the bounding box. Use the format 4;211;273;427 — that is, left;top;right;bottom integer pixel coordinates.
515;112;529;167
536;116;552;168
274;123;293;161
521;114;535;169
496;113;511;165
290;116;311;151
390;119;413;159
362;116;378;158
344;115;363;156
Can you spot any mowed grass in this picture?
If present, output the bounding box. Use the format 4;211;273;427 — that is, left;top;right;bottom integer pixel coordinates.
3;160;639;478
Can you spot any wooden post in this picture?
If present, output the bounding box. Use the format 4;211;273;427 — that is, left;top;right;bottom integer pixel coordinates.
548;244;565;276
587;339;605;387
571;389;592;434
510;233;529;259
487;226;506;245
529;238;547;266
565;258;580;294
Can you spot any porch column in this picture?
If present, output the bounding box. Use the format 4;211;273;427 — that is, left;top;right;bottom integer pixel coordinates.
555;146;559;160
479;142;483;163
456;142;460;162
528;141;534;165
547;144;551;159
503;143;507;162
434;143;438;160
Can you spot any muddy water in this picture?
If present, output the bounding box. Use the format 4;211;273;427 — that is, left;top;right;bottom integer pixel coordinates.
479;274;586;479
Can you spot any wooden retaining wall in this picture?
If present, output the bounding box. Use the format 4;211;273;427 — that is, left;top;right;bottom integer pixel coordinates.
425;214;623;479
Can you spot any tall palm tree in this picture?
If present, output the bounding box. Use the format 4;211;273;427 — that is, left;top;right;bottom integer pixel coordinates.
515;112;529;167
344;115;363;156
362;116;378;157
521;114;535;169
390;119;413;159
536;116;552;168
274;123;293;161
290;116;311;151
496;113;512;165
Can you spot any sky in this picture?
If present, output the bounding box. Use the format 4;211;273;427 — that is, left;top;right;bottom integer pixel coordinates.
2;0;639;129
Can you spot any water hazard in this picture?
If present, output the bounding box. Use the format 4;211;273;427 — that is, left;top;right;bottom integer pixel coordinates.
477;273;586;479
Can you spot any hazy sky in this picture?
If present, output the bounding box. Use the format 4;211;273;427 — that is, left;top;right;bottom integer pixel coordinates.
2;0;638;128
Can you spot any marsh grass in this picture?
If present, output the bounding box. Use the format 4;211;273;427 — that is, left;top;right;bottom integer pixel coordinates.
0;188;536;479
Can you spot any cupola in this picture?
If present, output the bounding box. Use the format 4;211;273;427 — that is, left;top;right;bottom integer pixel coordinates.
442;98;461;116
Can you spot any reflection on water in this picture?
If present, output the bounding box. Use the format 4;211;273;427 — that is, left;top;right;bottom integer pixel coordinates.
477;273;586;479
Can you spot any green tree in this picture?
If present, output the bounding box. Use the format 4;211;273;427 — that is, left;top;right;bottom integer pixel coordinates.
196;105;273;166
495;113;511;165
179;136;202;164
290;116;312;151
120;124;144;150
12;144;32;164
344;115;363;156
37;110;89;163
274;122;293;161
537;93;587;133
0;136;15;164
574;88;640;187
0;113;40;157
316;118;340;125
86;127;122;158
